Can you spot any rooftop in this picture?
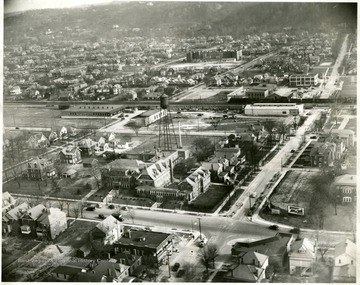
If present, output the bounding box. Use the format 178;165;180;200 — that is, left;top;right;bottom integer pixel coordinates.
116;230;171;249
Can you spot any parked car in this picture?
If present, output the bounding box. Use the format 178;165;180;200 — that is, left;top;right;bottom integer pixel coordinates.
98;214;106;219
268;225;279;231
250;193;257;198
176;269;185;277
85;206;96;211
172;263;180;272
108;204;115;209
290;149;295;153
310;135;317;139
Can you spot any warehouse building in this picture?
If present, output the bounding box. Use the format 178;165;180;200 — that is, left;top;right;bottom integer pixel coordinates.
61;104;123;118
244;103;304;116
133;109;167;127
289;73;319;87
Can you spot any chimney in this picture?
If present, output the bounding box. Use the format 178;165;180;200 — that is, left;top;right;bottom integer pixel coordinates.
108;268;111;276
178;122;183;148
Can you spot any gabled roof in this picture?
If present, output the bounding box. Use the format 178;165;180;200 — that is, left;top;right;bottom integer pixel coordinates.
289;238;316;259
333;175;356;187
60;145;79;155
96;215;121;234
242;251;268;267
37;207;66;225
334;239;356;260
225;264;262;282
4;202;30;221
25;204;46;220
104;159;144;171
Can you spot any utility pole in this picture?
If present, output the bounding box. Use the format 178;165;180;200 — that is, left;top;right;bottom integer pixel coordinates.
249;194;252;208
167;253;171;278
197;218;202;240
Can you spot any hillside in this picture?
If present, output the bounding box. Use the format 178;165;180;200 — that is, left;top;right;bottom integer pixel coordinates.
4;2;357;39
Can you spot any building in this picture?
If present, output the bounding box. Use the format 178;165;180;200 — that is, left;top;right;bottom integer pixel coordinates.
332;239;356;282
59;145;82;164
77;138;97;157
244;103;303;116
110;252;142;276
179;166;211;200
36;207;67;240
323;129;355;148
115;229;172;265
100;159;143;191
2;192;17;213
289;73;319;87
232;233;295;269
333;174;357;204
2;202;30;234
27;157;55;180
91;215;124;245
214;148;241;167
137;161;171;188
61;104;123;118
136;185;190;201
133;109;167;127
309;142;336;167
27;133;50;149
288;238;316;276
245;86;269;99
224;251;269;283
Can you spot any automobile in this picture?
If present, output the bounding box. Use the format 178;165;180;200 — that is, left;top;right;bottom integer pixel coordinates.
121;206;128;211
172;263;180;272
221;264;232;270
250;193;257;198
290;149;296;153
108;204;115;209
268;225;279;231
176;269;185;277
289;227;301;234
112;214;123;221
98;214;106;219
144;227;152;231
85;206;96;211
197;113;203;116
310;135;317;139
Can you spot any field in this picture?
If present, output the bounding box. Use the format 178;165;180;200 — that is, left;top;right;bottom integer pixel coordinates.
4;105;113;129
179;85;235;101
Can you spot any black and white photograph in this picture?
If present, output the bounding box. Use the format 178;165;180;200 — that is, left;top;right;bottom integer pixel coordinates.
2;0;357;283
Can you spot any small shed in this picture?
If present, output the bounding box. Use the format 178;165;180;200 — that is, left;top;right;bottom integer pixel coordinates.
77;243;92;258
82;158;99;168
62;169;77;179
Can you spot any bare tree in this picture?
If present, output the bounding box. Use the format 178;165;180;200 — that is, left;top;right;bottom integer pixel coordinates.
317;234;332;262
198;243;219;275
127;208;136;224
183;262;201;282
127;121;142;136
65;201;71;216
57;200;65;211
72;203;81;219
90;163;102;190
263;120;277;145
275;121;289;142
209;117;221;131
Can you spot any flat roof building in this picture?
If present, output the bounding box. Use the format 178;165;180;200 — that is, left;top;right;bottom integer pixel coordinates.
289;73;319;87
61;104;123;118
244;103;304;116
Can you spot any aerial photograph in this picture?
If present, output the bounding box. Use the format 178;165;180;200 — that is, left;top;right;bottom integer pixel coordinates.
2;0;357;283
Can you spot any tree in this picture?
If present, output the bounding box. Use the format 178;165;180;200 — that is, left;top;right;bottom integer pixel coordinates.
317;233;332;261
192;138;215;162
275;121;289;142
127;121;142;136
182;262;201;282
57;200;65;211
72;203;81;219
126;208;136;224
198;244;219;275
209;117;221;131
263;119;277;145
173;157;197;177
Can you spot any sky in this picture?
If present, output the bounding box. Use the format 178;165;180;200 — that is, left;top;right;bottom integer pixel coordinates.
4;0;119;13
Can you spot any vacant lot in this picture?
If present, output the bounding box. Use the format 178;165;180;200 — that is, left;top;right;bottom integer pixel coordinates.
190;184;232;212
4;105;112;129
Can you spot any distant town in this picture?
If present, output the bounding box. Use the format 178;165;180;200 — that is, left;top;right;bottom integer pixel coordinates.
2;1;357;283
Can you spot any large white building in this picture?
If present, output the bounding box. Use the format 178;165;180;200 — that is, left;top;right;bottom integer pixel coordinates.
289;73;319;87
244;103;304;116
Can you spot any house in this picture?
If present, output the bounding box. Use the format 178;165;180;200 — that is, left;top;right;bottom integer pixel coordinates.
20;204;47;237
36;207;67;240
27;157;55;180
77;137;96;157
288;238;316;276
82;158;99;168
332;239;356;282
201;159;226;181
224;251;269;282
214;148;241;167
27;133;50;149
77;243;92;258
114;229;172;265
77;260;130;282
2;192;17;213
110;252;142;276
91;215;124;245
232;233;295;269
178;166;211;200
51;259;92;281
309;142;336;167
333;174;357;204
59;146;82;164
101;159;143;191
47;130;59;144
59;126;68;140
67;126;77;137
2;202;30;234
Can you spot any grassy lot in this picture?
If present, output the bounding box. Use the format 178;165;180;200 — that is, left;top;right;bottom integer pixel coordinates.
54;220;96;248
190;184;232;212
4;105;111;129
